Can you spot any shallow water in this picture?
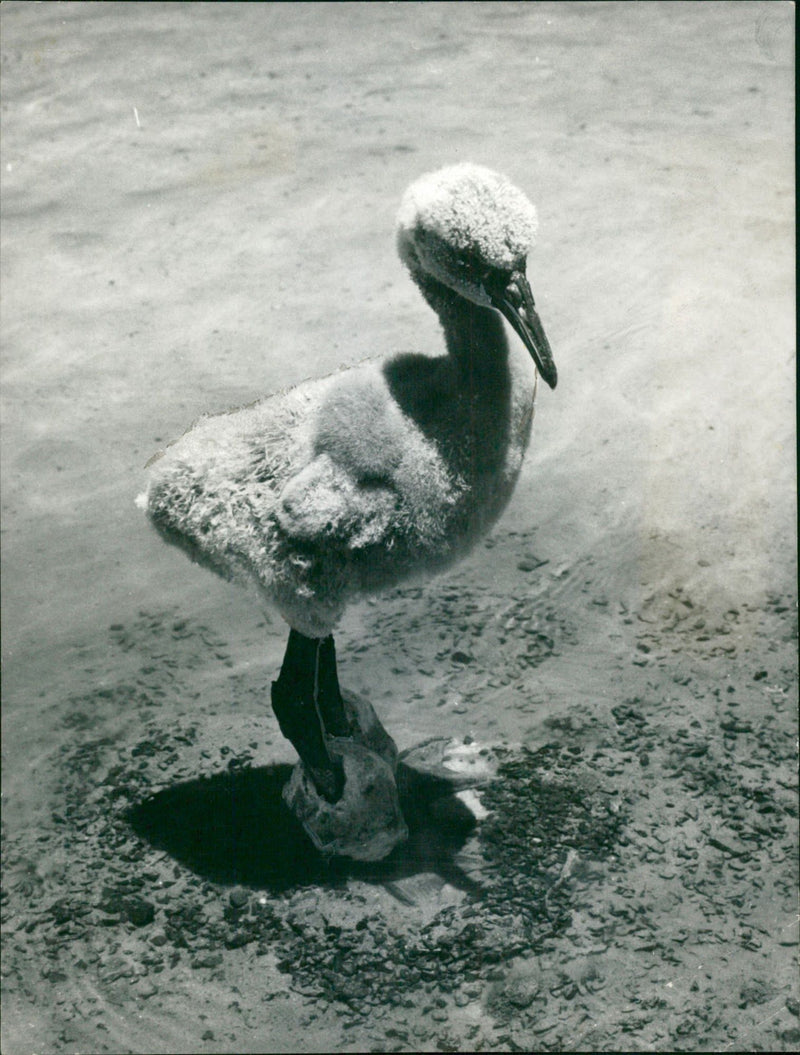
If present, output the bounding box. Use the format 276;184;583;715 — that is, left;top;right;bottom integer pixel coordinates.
1;3;796;1053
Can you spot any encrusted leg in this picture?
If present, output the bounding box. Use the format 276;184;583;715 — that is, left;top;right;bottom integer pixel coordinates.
271;629;345;802
275;630;408;862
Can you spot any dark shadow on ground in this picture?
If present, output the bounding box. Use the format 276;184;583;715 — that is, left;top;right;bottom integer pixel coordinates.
127;763;480;894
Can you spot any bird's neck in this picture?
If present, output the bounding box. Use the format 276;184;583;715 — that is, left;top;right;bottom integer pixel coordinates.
415;272;510;374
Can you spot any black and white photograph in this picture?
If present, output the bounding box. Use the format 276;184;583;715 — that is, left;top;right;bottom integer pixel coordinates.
1;2;796;1052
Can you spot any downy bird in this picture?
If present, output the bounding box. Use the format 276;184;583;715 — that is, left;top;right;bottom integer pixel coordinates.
142;163;557;821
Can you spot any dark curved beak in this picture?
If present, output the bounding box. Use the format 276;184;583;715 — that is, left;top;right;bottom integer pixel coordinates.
488;270;557;390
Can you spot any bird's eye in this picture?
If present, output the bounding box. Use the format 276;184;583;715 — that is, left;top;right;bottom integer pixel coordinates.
480;268;505;290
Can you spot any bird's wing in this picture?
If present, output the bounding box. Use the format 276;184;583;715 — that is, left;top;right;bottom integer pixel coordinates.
274;453;397;550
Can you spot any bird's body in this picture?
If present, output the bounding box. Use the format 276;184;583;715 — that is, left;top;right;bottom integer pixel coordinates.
145;287;537;637
142;164;557;858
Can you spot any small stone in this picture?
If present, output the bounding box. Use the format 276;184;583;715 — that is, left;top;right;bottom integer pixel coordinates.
225;931;254;949
504;975;540;1009
124;898;155;927
229;888;249;909
517;556;546;572
49;899;80;925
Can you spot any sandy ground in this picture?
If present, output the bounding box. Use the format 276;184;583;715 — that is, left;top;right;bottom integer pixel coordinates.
1;2;797;1052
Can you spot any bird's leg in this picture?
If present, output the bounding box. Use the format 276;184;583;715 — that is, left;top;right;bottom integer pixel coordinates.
315;634;352;739
271;629;345;802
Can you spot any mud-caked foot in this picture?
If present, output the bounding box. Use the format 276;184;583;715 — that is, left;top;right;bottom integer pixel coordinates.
337;691;399;771
271;628;405;849
283;740;408;862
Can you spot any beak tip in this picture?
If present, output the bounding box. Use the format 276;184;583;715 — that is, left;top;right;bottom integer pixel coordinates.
539;364;557;390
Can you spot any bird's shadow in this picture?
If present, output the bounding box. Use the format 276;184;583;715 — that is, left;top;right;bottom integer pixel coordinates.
127;763;483;896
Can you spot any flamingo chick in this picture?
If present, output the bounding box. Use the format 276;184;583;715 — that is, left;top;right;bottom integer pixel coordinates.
141;163;557;854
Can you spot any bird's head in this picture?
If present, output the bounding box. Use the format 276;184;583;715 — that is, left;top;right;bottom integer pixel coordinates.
397;163;557;389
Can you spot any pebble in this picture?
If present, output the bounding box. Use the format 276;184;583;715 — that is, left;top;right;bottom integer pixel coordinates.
229;888;250;909
504;976;540;1008
124;898;155;927
517;556;547;572
225;931;254;949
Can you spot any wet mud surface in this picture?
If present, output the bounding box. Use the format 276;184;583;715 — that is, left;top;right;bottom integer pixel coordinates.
2;541;797;1052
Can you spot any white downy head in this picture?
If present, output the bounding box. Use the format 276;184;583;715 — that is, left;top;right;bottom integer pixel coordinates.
396;163;539;306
